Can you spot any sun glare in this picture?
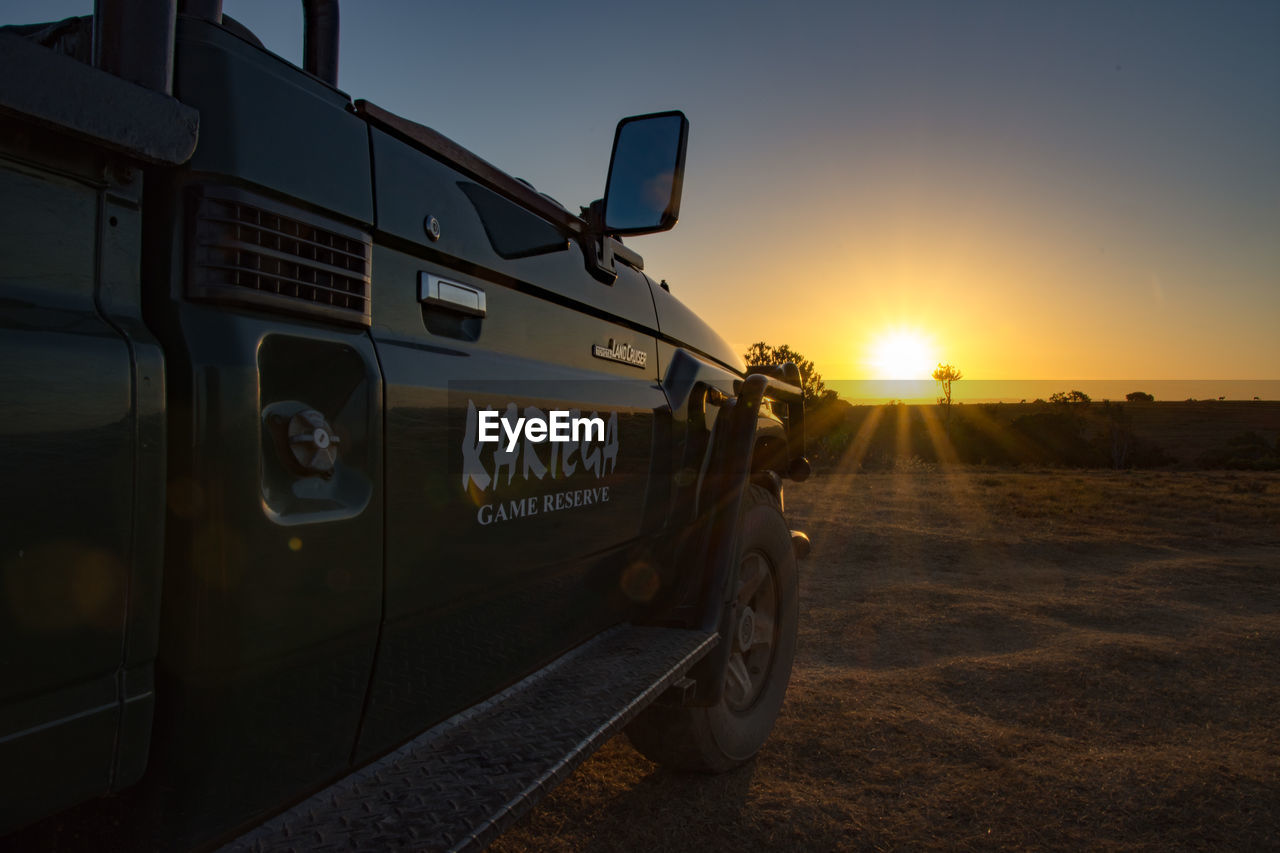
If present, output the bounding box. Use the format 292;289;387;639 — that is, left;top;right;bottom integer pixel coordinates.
868;329;937;380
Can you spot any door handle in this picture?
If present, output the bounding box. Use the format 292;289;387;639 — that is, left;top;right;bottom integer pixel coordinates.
418;273;487;318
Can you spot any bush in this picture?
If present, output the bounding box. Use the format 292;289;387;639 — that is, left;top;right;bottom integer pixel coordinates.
1198;431;1280;470
1010;411;1105;466
1049;390;1091;406
1126;391;1155;402
743;342;826;405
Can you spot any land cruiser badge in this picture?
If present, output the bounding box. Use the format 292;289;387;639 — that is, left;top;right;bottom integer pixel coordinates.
592;338;647;369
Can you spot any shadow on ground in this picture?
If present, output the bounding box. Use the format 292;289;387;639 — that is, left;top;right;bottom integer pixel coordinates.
494;469;1280;851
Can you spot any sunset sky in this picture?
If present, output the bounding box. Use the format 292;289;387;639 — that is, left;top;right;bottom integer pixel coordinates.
12;1;1278;387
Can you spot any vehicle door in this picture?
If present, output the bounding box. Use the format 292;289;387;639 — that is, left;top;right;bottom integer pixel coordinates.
356;120;669;758
0;113;160;832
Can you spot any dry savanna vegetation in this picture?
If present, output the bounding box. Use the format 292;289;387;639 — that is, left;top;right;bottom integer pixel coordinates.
494;466;1280;851
805;400;1280;472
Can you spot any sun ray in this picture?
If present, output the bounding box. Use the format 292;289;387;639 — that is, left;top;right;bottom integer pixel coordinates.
917;404;995;530
957;403;1040;464
894;402;913;465
836;404;886;472
918;405;960;466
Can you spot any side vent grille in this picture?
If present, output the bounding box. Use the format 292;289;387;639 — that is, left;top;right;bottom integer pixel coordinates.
189;187;372;326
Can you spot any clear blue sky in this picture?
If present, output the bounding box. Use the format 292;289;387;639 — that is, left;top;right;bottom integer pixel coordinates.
5;1;1277;380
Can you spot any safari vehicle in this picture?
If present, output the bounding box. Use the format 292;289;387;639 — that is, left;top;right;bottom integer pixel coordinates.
0;2;810;849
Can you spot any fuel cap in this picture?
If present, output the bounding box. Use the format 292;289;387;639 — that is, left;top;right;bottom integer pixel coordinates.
287;409;340;476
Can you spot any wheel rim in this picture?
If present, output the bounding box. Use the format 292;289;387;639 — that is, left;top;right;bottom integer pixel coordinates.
724;548;778;712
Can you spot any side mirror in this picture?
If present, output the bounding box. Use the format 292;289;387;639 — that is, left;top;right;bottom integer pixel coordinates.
602;111;689;236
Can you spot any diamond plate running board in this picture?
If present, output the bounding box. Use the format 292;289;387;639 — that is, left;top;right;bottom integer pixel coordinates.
221;625;717;853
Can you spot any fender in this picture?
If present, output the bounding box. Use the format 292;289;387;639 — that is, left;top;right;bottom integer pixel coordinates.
659;349;807;704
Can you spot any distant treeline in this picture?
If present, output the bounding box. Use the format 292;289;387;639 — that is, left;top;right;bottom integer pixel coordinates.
805;399;1280;471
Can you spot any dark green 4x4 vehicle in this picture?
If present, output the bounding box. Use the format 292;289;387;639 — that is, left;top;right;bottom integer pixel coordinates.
0;3;810;850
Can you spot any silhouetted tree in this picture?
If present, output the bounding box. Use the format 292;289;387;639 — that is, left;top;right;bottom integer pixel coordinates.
932;363;962;418
1049;389;1091;406
743;342;826;405
1125;391;1154;402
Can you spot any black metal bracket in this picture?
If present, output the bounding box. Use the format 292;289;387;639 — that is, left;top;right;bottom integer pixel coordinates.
579;199;645;282
741;362;809;482
580;199;618;284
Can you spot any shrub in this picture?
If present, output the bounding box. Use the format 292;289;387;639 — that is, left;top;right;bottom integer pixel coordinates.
1198;431;1280;470
1011;410;1105;466
1049;389;1091;406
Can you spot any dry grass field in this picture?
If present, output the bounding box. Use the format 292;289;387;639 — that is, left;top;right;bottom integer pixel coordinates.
1122;401;1280;465
494;467;1280;851
806;400;1280;472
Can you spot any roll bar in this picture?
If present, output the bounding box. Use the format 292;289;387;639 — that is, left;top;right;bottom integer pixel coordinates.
93;0;341;91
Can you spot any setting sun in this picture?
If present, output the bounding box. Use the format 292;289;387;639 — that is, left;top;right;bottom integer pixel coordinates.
867;329;937;380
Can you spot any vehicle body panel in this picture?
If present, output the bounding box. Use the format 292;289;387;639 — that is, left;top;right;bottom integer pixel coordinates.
0;123;161;831
356;126;673;758
176;18;372;225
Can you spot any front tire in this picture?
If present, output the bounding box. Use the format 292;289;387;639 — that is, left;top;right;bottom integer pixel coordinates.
627;485;798;772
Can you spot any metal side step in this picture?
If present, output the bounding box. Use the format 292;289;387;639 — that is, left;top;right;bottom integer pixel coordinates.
222;625;717;853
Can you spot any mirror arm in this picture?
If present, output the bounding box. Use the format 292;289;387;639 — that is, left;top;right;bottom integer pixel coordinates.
581;199;619;284
610;238;643;271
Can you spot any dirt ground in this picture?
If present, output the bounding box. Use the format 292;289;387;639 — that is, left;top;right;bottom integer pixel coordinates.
493;468;1280;851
